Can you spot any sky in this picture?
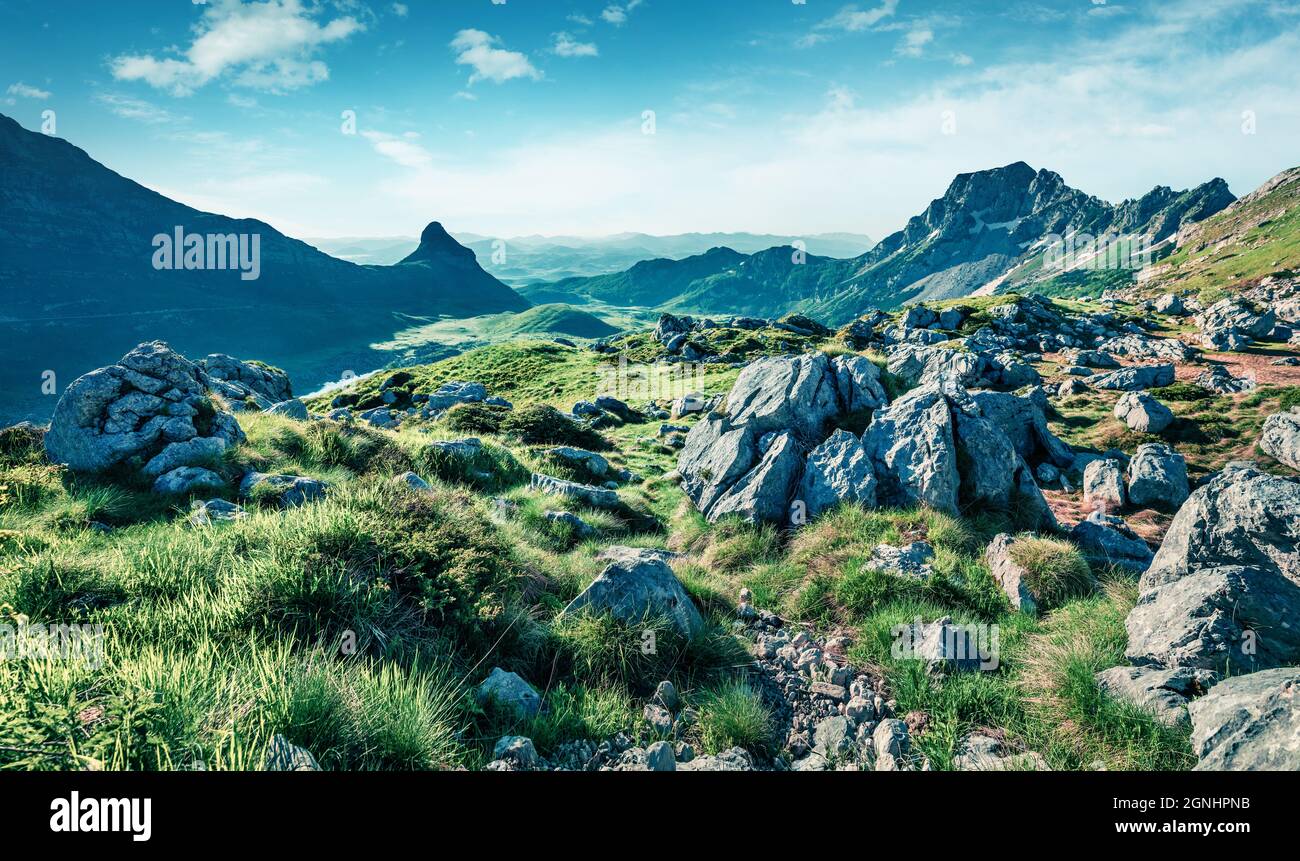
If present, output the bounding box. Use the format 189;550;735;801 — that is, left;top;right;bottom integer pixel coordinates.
2;0;1299;240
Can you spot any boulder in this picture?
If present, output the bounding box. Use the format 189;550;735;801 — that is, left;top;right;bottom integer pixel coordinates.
1125;565;1300;673
984;533;1038;613
188;498;247;527
545;446;610;478
1097;334;1197;363
795;429;877;519
677;353;883;524
200;354;292;404
267;398;309;421
153;466;226;496
1142;463;1300;592
1090;364;1175;392
868;541;935;579
863;385;960;513
44;341;245;475
1195;298;1275;351
239;471;327;508
1188;667;1300;770
492;736;539;770
544;510;596;539
1153;294;1186;316
1259;408;1300;471
885;344;982;389
676;747;754;771
898;616;988;672
263;734;319;771
968;390;1074;468
560;546;704;637
1070;512;1153;573
1196;364;1255;394
1083;458;1126;511
530;473;621;510
476;667;541;719
393;471;432;492
1125;443;1189;511
1114;392;1173;434
1094;665;1218;728
951;732;1049;771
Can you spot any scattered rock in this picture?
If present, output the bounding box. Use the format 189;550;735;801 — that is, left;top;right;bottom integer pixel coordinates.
1095;665;1218;728
1188;667;1300;770
477;668;542;719
530;473;621;509
264;734;320;771
1259;408;1300;471
1090;364;1175;392
561;546;704;637
1083;458;1126;511
1114;391;1173;434
984;533;1038;613
239;471;327;508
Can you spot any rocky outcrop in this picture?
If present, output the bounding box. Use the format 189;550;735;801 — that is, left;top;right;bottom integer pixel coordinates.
796;429;877;519
200;354;292;406
1090;364;1175;392
44;341;245;478
239;471;327;508
1260;408;1300;471
1094;665;1217;728
1082;458;1126;511
530;473;621;510
677;353;885;524
1188;668;1300;770
1194;298;1275;352
1125;443;1189;511
1122;463;1300;675
476;667;542;719
1070;511;1153;573
863;385;960;513
1114;392;1173;434
561;546;703;637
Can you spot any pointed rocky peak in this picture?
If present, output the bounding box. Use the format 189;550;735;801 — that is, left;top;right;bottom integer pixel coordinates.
399;221;476;264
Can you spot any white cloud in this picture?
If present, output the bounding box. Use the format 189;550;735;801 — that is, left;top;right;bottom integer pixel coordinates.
798;0;899;48
109;0;363;96
94;92;180;124
361;129;435;169
6;82;52;99
391;3;408;16
601;0;643;26
450;29;541;84
896;26;934;57
553;32;599;58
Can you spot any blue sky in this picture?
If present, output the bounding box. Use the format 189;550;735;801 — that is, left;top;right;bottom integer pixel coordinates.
2;0;1299;239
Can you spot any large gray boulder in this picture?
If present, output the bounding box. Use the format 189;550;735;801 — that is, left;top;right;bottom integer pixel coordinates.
1090;364;1176;392
1126;443;1189;511
796;429;877;519
1082;458;1126;511
1125;565;1300;673
1259;408;1300;471
1070;512;1153;573
530;473;621;510
967;389;1074;468
200;354;292;404
863;385;959;513
677;353;884;524
1142;463;1300;592
885;344;982;389
45;341;245;475
1094;665;1218;728
1195;298;1275;351
561;546;704;637
1188;667;1300;770
1114;392;1173;434
239;471;327;508
984;533;1039;613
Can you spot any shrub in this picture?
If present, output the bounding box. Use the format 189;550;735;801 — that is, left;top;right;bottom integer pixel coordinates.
445;402;509;435
0;423;45;466
499;404;610;451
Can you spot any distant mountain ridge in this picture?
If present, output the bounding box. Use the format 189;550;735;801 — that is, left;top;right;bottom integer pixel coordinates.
0;112;526;422
542;162;1235;322
306;230;875;284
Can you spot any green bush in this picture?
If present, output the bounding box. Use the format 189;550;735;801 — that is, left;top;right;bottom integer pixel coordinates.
695;679;774;755
1009;536;1096;608
445;402;509;435
499;404;610;450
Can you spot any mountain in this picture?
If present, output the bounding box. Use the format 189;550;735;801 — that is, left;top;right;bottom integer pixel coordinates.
479;304;620;339
538;162;1235;323
1138;166;1300;297
305;231;875;284
802;162;1235;321
0;113;526;422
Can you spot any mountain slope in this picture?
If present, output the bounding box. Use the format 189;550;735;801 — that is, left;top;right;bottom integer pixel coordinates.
803;162;1235;322
1138;166;1300;299
532;162;1234;323
0;113;527;422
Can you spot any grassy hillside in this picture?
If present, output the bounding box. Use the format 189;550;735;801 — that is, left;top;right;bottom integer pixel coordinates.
479;304;620;339
1141;166;1300;301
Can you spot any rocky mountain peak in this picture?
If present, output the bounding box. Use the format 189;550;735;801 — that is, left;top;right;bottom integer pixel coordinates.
401;220;477;263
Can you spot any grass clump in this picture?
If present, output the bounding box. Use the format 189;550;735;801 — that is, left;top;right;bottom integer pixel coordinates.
695;679;774;755
1007;535;1096;608
500;404;611;451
